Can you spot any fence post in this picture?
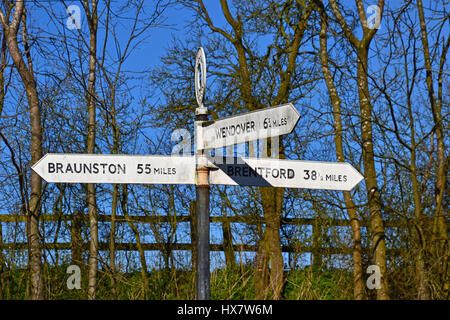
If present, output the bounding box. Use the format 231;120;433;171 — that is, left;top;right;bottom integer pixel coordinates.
71;211;82;266
312;220;322;268
222;219;236;269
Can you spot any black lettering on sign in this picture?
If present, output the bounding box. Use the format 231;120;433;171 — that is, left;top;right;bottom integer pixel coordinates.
100;163;108;174
137;163;150;174
74;164;82;173
49;162;126;175
83;164;91;174
153;167;176;175
326;174;346;182
264;117;288;129
216;121;256;139
272;168;279;178
224;165;294;179
109;164;116;174
287;169;294;179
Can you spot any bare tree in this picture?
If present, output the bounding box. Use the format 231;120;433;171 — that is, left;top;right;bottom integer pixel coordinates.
317;1;366;299
415;0;448;299
80;0;99;300
328;0;389;299
0;0;44;299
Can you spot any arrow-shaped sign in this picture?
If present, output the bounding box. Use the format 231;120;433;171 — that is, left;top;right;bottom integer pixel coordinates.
209;157;364;191
197;103;300;150
32;154;364;190
32;154;196;185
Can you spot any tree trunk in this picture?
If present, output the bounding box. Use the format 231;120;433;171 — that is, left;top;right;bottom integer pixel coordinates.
109;94;119;299
416;0;448;261
122;185;149;299
318;9;366;299
329;0;388;299
356;46;389;300
109;185;118;299
254;235;269;299
84;0;99;300
0;18;6;116
405;52;430;299
253;134;285;300
0;13;6;300
416;0;448;298
0;1;44;300
411;158;429;299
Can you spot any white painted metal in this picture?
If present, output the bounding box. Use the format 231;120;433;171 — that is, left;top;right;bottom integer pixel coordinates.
209;157;364;191
197;103;300;150
32;154;196;185
195;47;208;115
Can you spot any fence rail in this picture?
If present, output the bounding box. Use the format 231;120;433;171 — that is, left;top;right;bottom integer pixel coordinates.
0;213;403;266
0;213;403;225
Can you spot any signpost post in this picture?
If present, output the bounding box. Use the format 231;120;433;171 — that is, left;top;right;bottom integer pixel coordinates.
194;47;211;300
31;47;365;301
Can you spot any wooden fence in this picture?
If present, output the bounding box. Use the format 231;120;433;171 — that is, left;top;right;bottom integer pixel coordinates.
0;212;401;268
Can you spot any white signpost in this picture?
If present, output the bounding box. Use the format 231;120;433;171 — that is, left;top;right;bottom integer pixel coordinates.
197;103;300;150
32;153;364;191
209;157;364;191
32;153;196;185
31;47;365;301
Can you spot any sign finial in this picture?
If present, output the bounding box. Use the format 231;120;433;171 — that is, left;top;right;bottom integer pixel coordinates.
195;47;208;115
